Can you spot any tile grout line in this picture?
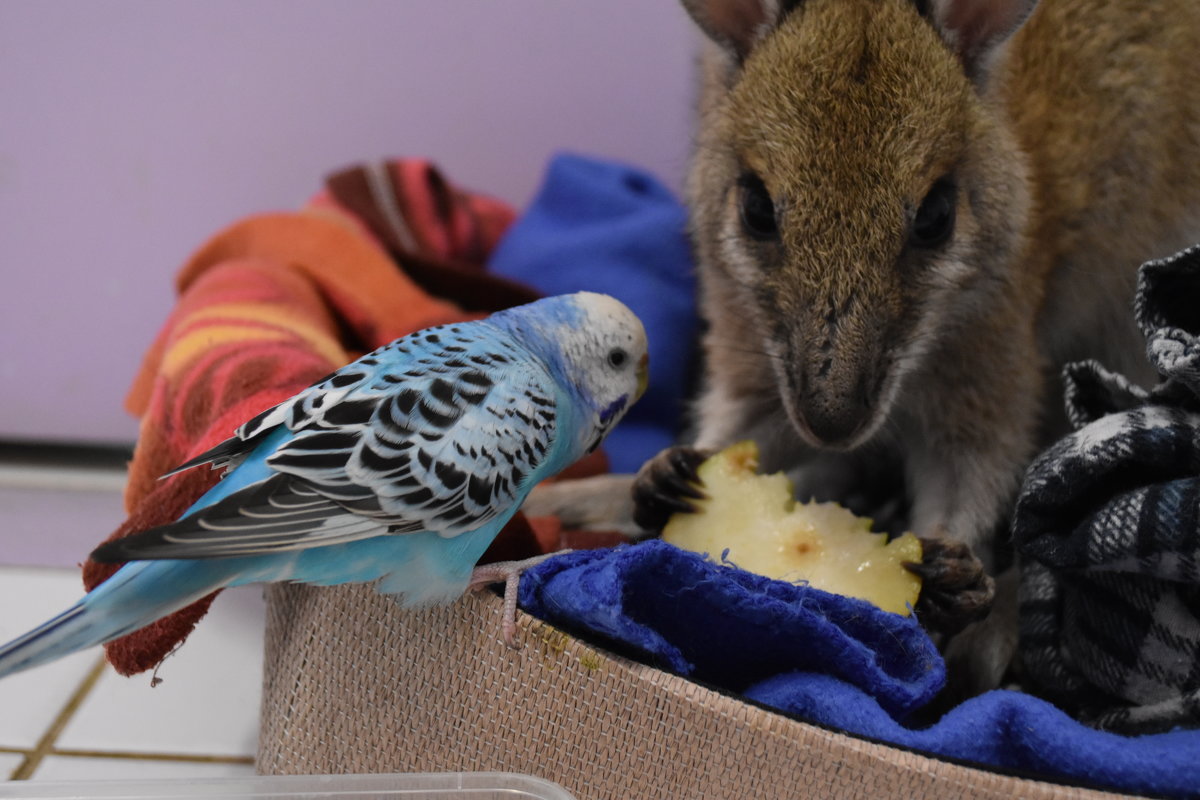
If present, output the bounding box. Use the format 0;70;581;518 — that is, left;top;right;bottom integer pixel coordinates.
10;656;108;780
48;749;254;764
3;749;32;782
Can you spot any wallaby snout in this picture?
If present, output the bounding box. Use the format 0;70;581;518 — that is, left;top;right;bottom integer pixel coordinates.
792;381;872;448
782;310;889;449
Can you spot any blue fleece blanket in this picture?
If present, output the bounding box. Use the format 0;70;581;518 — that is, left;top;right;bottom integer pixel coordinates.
487;153;697;474
519;541;1200;798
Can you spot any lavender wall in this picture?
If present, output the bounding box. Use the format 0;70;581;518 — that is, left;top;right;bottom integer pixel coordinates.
0;1;699;444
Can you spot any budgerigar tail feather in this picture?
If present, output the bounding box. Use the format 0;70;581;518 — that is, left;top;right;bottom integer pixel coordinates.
0;560;232;680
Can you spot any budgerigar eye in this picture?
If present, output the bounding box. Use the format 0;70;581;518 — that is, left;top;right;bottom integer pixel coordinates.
607;348;628;368
911;178;957;248
737;173;778;241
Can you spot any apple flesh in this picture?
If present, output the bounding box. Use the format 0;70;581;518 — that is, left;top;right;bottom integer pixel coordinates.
661;441;923;616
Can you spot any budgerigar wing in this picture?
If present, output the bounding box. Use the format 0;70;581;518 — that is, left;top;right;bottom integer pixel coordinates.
98;325;560;561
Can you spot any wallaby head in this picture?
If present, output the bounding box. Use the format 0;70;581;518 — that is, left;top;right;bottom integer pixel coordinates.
684;0;1038;449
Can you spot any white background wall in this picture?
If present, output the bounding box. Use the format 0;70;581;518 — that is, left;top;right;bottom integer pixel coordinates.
0;1;699;444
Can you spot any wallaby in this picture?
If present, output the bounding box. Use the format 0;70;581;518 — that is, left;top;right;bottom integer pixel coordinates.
528;0;1200;698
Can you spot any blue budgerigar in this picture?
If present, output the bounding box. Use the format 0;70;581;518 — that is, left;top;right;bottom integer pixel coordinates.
0;291;648;679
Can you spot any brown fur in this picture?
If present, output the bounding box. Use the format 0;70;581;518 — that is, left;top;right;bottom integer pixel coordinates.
679;0;1200;694
689;0;1200;532
526;0;1200;697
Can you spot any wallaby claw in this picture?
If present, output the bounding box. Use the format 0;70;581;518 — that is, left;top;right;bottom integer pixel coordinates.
905;534;995;637
632;446;712;533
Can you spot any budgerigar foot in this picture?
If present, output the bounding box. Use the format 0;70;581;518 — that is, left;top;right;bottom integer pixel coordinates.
468;551;570;649
632;446;712;533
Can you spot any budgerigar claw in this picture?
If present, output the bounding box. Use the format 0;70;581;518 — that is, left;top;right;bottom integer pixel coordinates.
468;551;571;649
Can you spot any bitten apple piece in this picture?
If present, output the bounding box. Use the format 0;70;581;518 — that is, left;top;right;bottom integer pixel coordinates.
661;441;922;615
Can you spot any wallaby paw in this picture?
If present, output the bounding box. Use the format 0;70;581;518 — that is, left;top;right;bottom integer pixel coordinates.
906;534;995;637
523;474;640;536
632;446;713;533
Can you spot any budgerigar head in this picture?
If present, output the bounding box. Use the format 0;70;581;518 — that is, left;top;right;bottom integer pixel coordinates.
494;291;649;458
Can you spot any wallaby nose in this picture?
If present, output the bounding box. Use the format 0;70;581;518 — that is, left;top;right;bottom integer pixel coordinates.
794;363;877;447
799;393;871;446
786;314;883;448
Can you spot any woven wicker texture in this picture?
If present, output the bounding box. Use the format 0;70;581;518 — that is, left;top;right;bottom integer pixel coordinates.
257;584;1142;800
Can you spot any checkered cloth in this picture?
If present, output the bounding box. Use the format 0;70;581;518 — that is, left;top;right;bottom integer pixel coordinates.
1014;245;1200;734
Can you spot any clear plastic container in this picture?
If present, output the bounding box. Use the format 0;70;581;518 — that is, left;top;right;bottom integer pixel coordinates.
0;772;576;799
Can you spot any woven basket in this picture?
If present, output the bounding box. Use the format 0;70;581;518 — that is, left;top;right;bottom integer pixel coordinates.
256;584;1141;800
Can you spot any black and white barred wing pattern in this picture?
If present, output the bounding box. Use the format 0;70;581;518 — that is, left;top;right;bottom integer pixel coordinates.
104;325;559;561
270;333;559;537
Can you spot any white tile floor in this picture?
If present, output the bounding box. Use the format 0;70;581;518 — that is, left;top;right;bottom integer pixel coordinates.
0;564;262;783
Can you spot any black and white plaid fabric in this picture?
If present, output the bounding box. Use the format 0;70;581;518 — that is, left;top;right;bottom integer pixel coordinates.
1013;244;1200;734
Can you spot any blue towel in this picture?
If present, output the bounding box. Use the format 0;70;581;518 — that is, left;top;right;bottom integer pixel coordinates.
519;541;1200;798
746;676;1200;798
519;540;944;719
487;154;698;473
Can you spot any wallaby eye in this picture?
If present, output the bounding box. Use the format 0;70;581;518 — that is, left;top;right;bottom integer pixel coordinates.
737;173;778;241
911;179;957;248
607;348;628;368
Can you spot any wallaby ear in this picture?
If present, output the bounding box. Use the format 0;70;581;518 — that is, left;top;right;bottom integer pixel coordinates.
680;0;785;60
927;0;1040;77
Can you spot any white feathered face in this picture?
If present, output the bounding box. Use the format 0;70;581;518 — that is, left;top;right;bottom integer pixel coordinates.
558;292;649;454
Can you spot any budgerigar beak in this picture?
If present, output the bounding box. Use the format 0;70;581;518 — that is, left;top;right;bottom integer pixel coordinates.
636;353;649;401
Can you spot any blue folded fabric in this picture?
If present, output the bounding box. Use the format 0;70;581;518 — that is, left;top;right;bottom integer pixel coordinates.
747;676;1200;798
518;540;944;719
519;541;1200;798
487;153;697;473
